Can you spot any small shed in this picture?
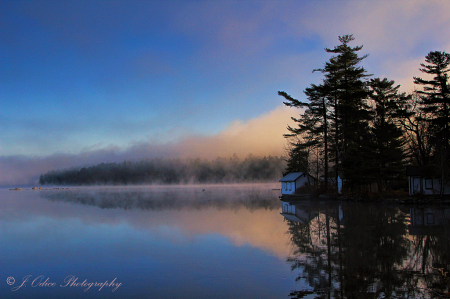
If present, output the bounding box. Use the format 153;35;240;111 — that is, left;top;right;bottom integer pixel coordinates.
279;172;315;195
406;166;450;196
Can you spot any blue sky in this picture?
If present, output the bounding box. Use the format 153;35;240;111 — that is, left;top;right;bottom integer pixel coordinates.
1;0;450;185
1;0;308;156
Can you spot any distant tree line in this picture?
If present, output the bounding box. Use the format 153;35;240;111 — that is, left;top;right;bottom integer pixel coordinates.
280;34;450;196
39;154;286;185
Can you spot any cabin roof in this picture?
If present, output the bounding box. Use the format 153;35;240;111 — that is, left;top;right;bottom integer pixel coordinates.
280;172;306;182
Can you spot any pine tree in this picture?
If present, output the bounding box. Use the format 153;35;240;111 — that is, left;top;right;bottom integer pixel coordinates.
316;35;372;190
414;51;450;141
321;35;372;158
368;78;409;193
278;90;316;175
413;51;450;196
283;141;309;176
280;35;372;193
303;84;331;189
280;83;331;188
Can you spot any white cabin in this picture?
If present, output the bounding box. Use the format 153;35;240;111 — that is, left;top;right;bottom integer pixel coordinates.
407;166;450;196
279;172;315;195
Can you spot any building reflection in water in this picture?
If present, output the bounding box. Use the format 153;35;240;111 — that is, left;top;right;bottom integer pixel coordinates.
282;200;450;298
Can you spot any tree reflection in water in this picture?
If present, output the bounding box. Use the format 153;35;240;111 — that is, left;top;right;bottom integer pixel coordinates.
283;201;450;298
39;185;281;212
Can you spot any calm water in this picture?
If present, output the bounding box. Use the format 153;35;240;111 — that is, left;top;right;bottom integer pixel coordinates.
1;184;449;298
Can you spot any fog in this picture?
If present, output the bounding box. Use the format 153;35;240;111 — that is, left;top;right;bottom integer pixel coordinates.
39;184;281;212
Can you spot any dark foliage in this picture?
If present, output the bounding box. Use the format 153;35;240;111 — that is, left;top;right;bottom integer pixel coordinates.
280;35;450;195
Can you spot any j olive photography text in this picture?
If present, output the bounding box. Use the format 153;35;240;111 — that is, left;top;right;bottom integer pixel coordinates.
6;275;122;292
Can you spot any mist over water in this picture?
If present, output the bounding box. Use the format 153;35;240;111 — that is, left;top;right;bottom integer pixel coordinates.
39;183;282;211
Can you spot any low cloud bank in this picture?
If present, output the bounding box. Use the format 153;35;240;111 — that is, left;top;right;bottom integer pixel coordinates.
177;105;296;159
1;106;296;187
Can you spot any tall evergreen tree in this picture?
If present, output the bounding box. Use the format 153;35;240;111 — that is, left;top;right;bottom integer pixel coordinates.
280;35;372;192
320;35;372;161
414;51;450;142
368;78;409;193
413;51;450;196
305;84;332;189
280;83;332;188
317;35;373;190
279;90;318;177
283;141;310;176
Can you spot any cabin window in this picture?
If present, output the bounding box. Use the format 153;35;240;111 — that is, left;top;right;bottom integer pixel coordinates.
426;213;435;225
425;178;433;189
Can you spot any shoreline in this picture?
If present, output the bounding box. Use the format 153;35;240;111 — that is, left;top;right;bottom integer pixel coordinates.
280;193;450;205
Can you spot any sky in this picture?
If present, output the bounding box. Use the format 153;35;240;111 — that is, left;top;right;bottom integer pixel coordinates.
1;0;450;186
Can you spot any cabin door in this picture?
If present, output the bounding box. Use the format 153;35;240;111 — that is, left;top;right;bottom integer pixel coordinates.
413;177;421;195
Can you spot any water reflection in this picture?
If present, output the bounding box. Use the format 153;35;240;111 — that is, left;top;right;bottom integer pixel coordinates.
1;185;299;299
282;200;450;298
39;185;280;211
5;185;450;298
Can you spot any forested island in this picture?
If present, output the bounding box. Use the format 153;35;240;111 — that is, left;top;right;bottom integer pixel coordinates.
39;155;286;185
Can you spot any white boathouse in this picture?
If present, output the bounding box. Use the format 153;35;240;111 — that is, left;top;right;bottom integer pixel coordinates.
279;172;316;195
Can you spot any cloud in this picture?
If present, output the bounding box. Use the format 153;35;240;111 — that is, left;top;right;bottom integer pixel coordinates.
257;0;450;94
0;106;297;187
177;105;296;159
170;0;450;96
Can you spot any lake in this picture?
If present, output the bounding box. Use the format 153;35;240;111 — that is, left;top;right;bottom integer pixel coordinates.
1;184;449;298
